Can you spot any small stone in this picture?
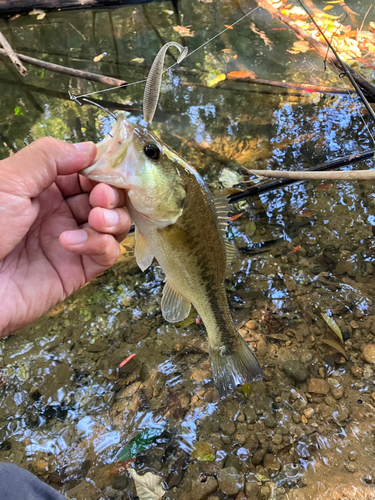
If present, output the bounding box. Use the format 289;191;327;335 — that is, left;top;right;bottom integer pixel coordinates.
220;420;236;436
257;338;268;356
260;485;270;497
283;360;309;383
252;448;266;466
318;367;325;378
217;467;244;496
351;365;363;379
191;476;218;500
292;412;301;424
308;378;329;395
371;392;375;402
32;460;49;476
222;436;231;445
350;320;359;329
363;474;373;484
348;451;358;461
301;415;308;424
235;492;247;500
304;408;314;419
236;412;245;423
345;463;357;473
234;433;247;446
264;414;277;429
272;434;283;445
246;320;258;330
330;386;344;400
363;345;375;363
263;454;281;471
246;481;261;499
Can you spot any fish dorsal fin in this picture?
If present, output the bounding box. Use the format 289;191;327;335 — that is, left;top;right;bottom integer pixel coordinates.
161;280;191;323
134;227;154;271
214;195;237;265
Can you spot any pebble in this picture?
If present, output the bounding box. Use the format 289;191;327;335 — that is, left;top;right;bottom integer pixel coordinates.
308;378;329;395
263;454;281;471
264;414;277;429
32;459;49;476
252;448;267;466
283;360;309;383
345;463;357;473
246;481;261;499
348;451;358;461
371;393;375;402
351;365;363;379
234;433;247;446
304;408;315;419
362;344;375;364
235;492;247;500
220;420;236;436
217;467;244;496
363;474;373;484
272;434;283;445
330;386;344;400
191;476;218;500
292;412;302;424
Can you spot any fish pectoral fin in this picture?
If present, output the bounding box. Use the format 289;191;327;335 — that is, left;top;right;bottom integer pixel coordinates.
134;227;154;271
160;224;190;250
161;280;191;323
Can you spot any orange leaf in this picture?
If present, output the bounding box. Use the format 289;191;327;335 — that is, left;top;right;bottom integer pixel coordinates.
225;25;233;29
119;353;136;368
110;458;135;474
227;71;257;79
292;244;301;253
285;3;293;8
298;209;315;218
316;183;333;191
233;54;238;59
229;212;244;221
221;48;231;52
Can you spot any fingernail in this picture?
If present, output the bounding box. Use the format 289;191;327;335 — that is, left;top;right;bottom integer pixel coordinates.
74;141;95;153
103;209;119;227
63;230;88;244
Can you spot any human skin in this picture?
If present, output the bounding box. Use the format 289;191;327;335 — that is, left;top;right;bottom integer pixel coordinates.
0;137;131;338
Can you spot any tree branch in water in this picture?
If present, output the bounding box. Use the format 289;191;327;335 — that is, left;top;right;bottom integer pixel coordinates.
245;168;375;181
0;48;126;86
0;32;28;76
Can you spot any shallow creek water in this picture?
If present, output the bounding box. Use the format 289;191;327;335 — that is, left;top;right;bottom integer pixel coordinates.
1;0;375;499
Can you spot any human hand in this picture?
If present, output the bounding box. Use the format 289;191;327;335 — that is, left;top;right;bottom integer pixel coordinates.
0;138;131;338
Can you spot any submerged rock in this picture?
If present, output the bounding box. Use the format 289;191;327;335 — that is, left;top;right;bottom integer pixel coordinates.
283;360;309;383
308;378;329;395
362;344;375;363
190;476;218;500
217;467;244;496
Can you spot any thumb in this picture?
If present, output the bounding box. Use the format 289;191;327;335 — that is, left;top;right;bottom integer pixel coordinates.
0;137;97;198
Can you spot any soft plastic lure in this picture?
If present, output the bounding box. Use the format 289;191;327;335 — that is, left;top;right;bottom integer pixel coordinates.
143;42;188;124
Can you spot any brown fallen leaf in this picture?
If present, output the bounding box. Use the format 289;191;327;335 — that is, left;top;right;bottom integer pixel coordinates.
316;183;333;191
298;209;315;217
173;25;195;37
321;338;348;359
227;70;257;79
110;458;135;474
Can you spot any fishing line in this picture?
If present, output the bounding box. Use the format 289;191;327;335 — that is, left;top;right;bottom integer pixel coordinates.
71;5;260;101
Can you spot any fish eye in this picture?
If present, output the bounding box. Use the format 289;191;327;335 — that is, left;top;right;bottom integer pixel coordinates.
144;143;160;160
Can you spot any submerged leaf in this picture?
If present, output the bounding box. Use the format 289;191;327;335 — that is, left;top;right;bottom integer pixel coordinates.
192;442;215;461
36;12;46;19
173;25;195;37
131;57;145;64
128;468;165;500
117;428;163;461
321;313;343;343
241;383;252;398
207;72;226;87
321;338;348;359
227;70;257;79
245;221;257;237
219;168;242;188
93;54;105;62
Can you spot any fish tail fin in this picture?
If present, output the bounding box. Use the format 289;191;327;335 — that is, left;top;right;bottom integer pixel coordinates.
209;335;263;399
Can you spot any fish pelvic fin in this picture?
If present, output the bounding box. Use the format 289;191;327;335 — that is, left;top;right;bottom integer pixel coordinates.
161;279;191;323
135;227;154;271
209;335;263;399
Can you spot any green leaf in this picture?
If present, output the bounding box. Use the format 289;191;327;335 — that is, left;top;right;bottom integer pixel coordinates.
14;106;23;116
321;313;343;343
245;221;256;237
117;428;163;461
192;441;215;461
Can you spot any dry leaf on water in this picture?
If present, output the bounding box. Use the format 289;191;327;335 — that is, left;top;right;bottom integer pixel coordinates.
128;468;165;500
227;70;257;79
131;57;145;64
173;26;195;37
93;54;105;62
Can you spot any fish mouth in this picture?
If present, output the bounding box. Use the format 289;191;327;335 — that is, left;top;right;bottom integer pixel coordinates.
80;115;134;187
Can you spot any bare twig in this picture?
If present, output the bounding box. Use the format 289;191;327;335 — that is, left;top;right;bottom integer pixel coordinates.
246;169;375;181
0;31;28;76
0;48;126;86
358;5;372;40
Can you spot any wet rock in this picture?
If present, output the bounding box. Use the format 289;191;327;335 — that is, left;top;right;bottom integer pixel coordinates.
330;385;344;400
115;381;141;399
303;408;314;419
308;378;329;395
362;345;375;363
220;420;236;435
263;454;281;471
234;433;247;446
190;476;218;500
245;435;259;453
363;474;373;484
283;360;309;383
345;463;357;473
351;365;363;379
244;408;257;424
224;455;246;472
246;481;261;499
272;434;283;445
235;492;247;500
31;459;49;477
264;414;277;429
252;448;267;466
348;451;358;461
217;467;244;496
292;412;301;424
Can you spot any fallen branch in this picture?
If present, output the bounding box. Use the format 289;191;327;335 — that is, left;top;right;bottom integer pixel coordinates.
0;32;27;76
228;149;375;203
226;75;356;96
247;169;375;180
256;0;375;101
0;48;126;86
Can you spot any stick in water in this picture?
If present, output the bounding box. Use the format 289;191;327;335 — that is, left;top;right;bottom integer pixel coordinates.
247;169;375;181
0;32;28;76
143;42;188;124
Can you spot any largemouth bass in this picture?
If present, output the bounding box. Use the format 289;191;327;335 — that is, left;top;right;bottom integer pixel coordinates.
81;116;263;397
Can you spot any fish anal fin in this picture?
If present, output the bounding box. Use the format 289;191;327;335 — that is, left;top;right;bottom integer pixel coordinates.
161;280;191;323
134;227;154;271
